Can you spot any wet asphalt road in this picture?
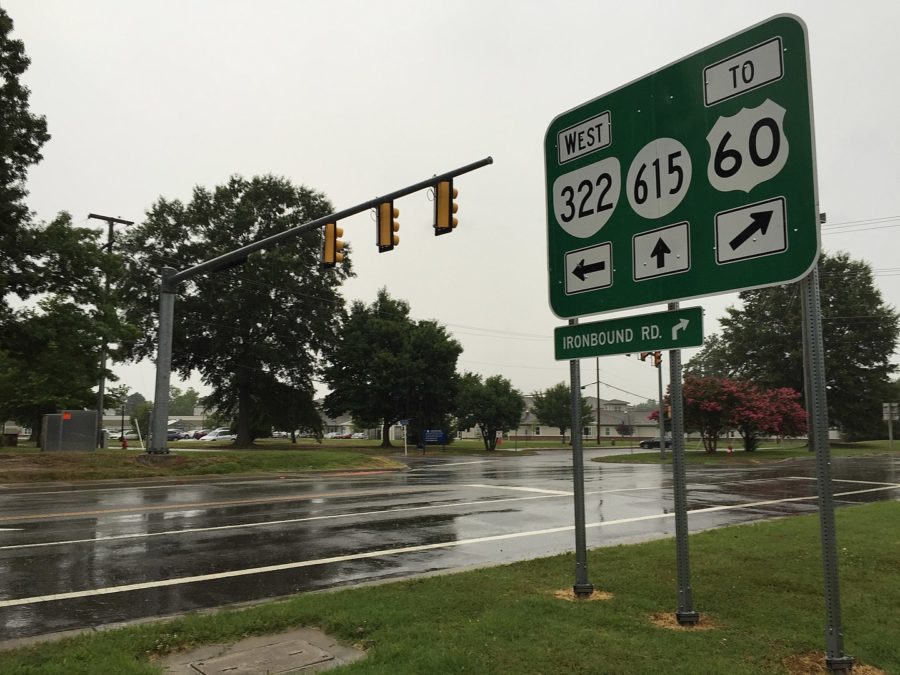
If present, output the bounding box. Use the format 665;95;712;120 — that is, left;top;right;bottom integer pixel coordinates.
0;448;898;642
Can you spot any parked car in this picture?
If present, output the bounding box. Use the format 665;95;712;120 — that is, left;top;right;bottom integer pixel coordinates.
639;437;672;449
199;429;235;441
192;429;209;439
351;432;366;439
166;429;183;441
271;430;289;438
323;432;340;439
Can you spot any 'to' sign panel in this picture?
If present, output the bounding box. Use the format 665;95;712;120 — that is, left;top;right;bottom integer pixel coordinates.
544;14;818;318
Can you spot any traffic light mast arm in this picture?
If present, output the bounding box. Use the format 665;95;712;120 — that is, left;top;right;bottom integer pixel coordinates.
151;156;493;454
166;156;494;287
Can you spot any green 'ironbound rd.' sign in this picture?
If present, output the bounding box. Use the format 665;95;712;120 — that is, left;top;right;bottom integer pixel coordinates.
554;307;703;360
544;14;818;318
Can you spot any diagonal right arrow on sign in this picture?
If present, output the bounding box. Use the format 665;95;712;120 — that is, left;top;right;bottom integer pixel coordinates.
729;210;772;251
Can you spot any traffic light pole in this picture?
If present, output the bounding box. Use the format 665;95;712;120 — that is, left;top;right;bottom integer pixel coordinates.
147;157;493;453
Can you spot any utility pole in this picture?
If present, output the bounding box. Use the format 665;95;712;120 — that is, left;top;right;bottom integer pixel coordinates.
88;213;134;448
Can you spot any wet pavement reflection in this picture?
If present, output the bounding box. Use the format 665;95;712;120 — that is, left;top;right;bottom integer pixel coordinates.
0;449;897;641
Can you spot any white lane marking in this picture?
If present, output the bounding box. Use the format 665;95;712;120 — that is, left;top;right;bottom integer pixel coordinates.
789;476;900;487
3;484;897;608
0;528;22;531
465;484;572;496
0;485;661;551
408;460;495;471
0;493;565;551
0;482;250;497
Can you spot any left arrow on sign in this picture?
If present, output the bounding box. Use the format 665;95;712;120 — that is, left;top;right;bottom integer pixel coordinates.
729;210;772;251
573;259;606;281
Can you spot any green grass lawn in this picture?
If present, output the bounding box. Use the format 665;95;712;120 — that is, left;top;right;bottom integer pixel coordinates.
0;448;404;482
0;501;896;674
3;438;897;481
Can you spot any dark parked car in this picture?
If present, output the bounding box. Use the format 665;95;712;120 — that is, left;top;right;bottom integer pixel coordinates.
639;437;672;449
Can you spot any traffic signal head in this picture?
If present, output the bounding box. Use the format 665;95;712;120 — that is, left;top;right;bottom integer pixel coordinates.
639;352;651;361
377;201;399;252
653;351;662;367
322;222;344;268
434;179;458;236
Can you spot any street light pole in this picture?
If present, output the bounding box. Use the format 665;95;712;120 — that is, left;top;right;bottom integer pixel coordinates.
88;213;134;448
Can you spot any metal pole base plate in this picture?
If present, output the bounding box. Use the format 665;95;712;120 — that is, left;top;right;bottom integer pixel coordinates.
573;583;595;597
676;611;701;626
825;656;854;674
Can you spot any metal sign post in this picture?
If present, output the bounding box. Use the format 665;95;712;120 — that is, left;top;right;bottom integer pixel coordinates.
667;302;699;625
883;403;898;451
801;267;854;673
569;319;594;597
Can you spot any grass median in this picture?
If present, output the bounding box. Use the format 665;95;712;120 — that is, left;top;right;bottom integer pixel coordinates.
0;448;404;483
1;501;897;674
596;440;900;465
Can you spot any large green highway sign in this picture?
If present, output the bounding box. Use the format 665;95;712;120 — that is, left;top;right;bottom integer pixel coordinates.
545;14;818;318
554;307;703;360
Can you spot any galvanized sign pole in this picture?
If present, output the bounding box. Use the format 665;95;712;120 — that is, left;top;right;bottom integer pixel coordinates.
667;301;699;625
569;319;594;597
800;267;854;673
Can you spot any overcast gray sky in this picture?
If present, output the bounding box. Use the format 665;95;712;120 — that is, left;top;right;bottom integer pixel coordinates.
7;0;900;405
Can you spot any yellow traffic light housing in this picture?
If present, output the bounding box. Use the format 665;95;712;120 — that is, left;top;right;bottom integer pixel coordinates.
639;352;651;361
377;201;399;252
434;179;458;236
322;222;344;268
653;351;663;367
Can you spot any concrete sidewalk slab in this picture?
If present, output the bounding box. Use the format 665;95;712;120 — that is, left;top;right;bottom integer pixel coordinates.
159;627;365;674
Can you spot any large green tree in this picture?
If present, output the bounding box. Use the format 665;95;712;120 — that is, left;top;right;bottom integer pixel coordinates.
456;373;524;451
532;381;593;443
0;213;133;442
121;175;352;446
322;289;462;447
0;298;104;439
0;7;50;308
169;385;201;416
686;252;899;440
0;13;132;441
